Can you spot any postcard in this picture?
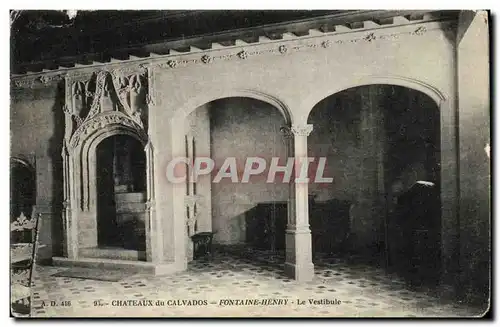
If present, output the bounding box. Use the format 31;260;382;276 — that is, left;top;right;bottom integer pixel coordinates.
9;9;490;318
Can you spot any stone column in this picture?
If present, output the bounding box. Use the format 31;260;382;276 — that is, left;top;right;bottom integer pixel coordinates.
62;96;78;259
284;123;314;282
143;66;164;264
61;140;78;259
144;140;158;263
185;127;197;262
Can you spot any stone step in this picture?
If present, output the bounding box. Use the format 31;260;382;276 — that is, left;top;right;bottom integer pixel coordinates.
79;247;146;261
52;257;184;276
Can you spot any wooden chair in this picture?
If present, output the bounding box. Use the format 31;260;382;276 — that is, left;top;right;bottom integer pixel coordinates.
11;211;42;317
191;232;214;260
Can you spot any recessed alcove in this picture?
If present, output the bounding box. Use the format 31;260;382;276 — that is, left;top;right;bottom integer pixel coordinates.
71;134;146;261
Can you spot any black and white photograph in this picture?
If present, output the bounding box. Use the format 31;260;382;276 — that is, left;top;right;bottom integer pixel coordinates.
8;8;491;318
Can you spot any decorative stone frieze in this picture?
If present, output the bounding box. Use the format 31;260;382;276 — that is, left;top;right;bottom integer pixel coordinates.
13;79;35;88
321;40;332;48
150;22;451;72
412;26;427;36
238;50;249;60
364;33;376;42
201;55;213;64
167;60;178;68
39;74;64;85
10;19;455;84
11;74;65;89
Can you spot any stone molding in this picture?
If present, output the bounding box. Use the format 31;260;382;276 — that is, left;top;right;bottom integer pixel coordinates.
11;19;455;87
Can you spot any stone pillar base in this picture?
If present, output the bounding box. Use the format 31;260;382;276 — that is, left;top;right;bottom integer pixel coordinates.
186;238;194;262
284;229;314;282
284;262;314;282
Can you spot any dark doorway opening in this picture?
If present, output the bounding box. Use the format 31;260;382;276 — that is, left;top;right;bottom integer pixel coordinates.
95;134;146;253
10;161;35;220
307;85;441;286
10;160;36;245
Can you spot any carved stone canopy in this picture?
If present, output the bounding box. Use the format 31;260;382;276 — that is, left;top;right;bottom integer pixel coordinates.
64;69;151;149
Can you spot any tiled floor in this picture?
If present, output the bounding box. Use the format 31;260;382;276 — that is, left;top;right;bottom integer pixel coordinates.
30;248;486;318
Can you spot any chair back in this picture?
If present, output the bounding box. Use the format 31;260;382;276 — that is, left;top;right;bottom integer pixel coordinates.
11;210;42;317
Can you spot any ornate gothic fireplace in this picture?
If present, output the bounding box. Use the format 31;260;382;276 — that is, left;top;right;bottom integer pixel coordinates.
53;66;170;272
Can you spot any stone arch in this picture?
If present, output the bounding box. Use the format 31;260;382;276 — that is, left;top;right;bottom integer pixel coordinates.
304;74;454;286
10;157;35;173
173;88;294;126
79;125;148;212
62;110;156;258
65;111;148;210
304;75;447;119
168;88;295;263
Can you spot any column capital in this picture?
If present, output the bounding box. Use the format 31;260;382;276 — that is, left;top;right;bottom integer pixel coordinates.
185;125;200;139
184;194;204;209
291;124;313;137
144;138;155;151
144;200;155;212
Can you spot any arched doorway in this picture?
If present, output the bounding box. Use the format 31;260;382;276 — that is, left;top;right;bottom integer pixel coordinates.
10;159;36;221
307;84;441;285
95;134;147;256
182;96;291;265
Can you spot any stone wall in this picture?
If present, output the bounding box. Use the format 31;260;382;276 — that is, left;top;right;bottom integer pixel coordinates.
186;104;212;234
11;83;65;259
209;98;289;244
457;11;490;305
